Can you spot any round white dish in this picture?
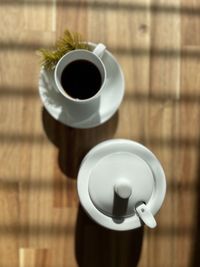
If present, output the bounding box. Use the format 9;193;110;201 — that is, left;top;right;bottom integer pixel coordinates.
38;44;125;128
77;139;166;231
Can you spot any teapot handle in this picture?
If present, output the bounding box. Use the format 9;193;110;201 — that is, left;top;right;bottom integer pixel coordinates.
136;203;157;229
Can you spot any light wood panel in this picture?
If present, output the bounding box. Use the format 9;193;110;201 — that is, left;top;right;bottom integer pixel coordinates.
0;0;199;267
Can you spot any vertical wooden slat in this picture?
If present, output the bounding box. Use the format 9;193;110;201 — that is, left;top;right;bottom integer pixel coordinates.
20;248;52;267
147;0;181;266
24;0;56;32
181;0;200;45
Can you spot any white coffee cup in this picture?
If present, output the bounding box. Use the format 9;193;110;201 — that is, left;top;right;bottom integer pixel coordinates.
54;43;106;120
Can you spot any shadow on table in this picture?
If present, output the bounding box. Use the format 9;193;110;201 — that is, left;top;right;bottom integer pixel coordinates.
42;108;119;179
75;205;144;267
190;137;200;267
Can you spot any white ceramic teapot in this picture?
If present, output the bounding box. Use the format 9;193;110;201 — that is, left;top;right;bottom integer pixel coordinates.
77;139;166;231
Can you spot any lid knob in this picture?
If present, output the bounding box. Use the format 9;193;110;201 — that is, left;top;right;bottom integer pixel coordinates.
114;180;132;199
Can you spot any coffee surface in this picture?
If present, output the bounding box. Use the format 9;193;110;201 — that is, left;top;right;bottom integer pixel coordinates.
61;60;102;100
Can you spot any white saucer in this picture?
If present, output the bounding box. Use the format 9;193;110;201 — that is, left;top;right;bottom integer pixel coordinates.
38;44;125;128
78;139;166;231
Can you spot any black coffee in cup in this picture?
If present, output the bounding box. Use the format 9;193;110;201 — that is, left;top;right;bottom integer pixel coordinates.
61;59;102;100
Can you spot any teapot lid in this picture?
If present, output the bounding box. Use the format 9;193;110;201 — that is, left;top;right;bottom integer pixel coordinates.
78;139;166;231
88;152;154;217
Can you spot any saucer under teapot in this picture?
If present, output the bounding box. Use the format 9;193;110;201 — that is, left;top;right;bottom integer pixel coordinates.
77;139;166;231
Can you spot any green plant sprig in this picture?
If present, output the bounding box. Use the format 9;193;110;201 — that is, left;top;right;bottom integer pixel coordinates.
38;29;89;70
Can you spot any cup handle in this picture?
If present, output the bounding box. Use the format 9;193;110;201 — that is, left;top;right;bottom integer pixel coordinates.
93;43;106;58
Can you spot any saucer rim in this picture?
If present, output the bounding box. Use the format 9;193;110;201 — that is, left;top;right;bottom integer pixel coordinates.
77;139;166;231
39;44;125;129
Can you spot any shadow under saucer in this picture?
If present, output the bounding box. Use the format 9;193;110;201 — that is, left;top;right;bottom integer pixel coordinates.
75;205;144;267
42;107;119;179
